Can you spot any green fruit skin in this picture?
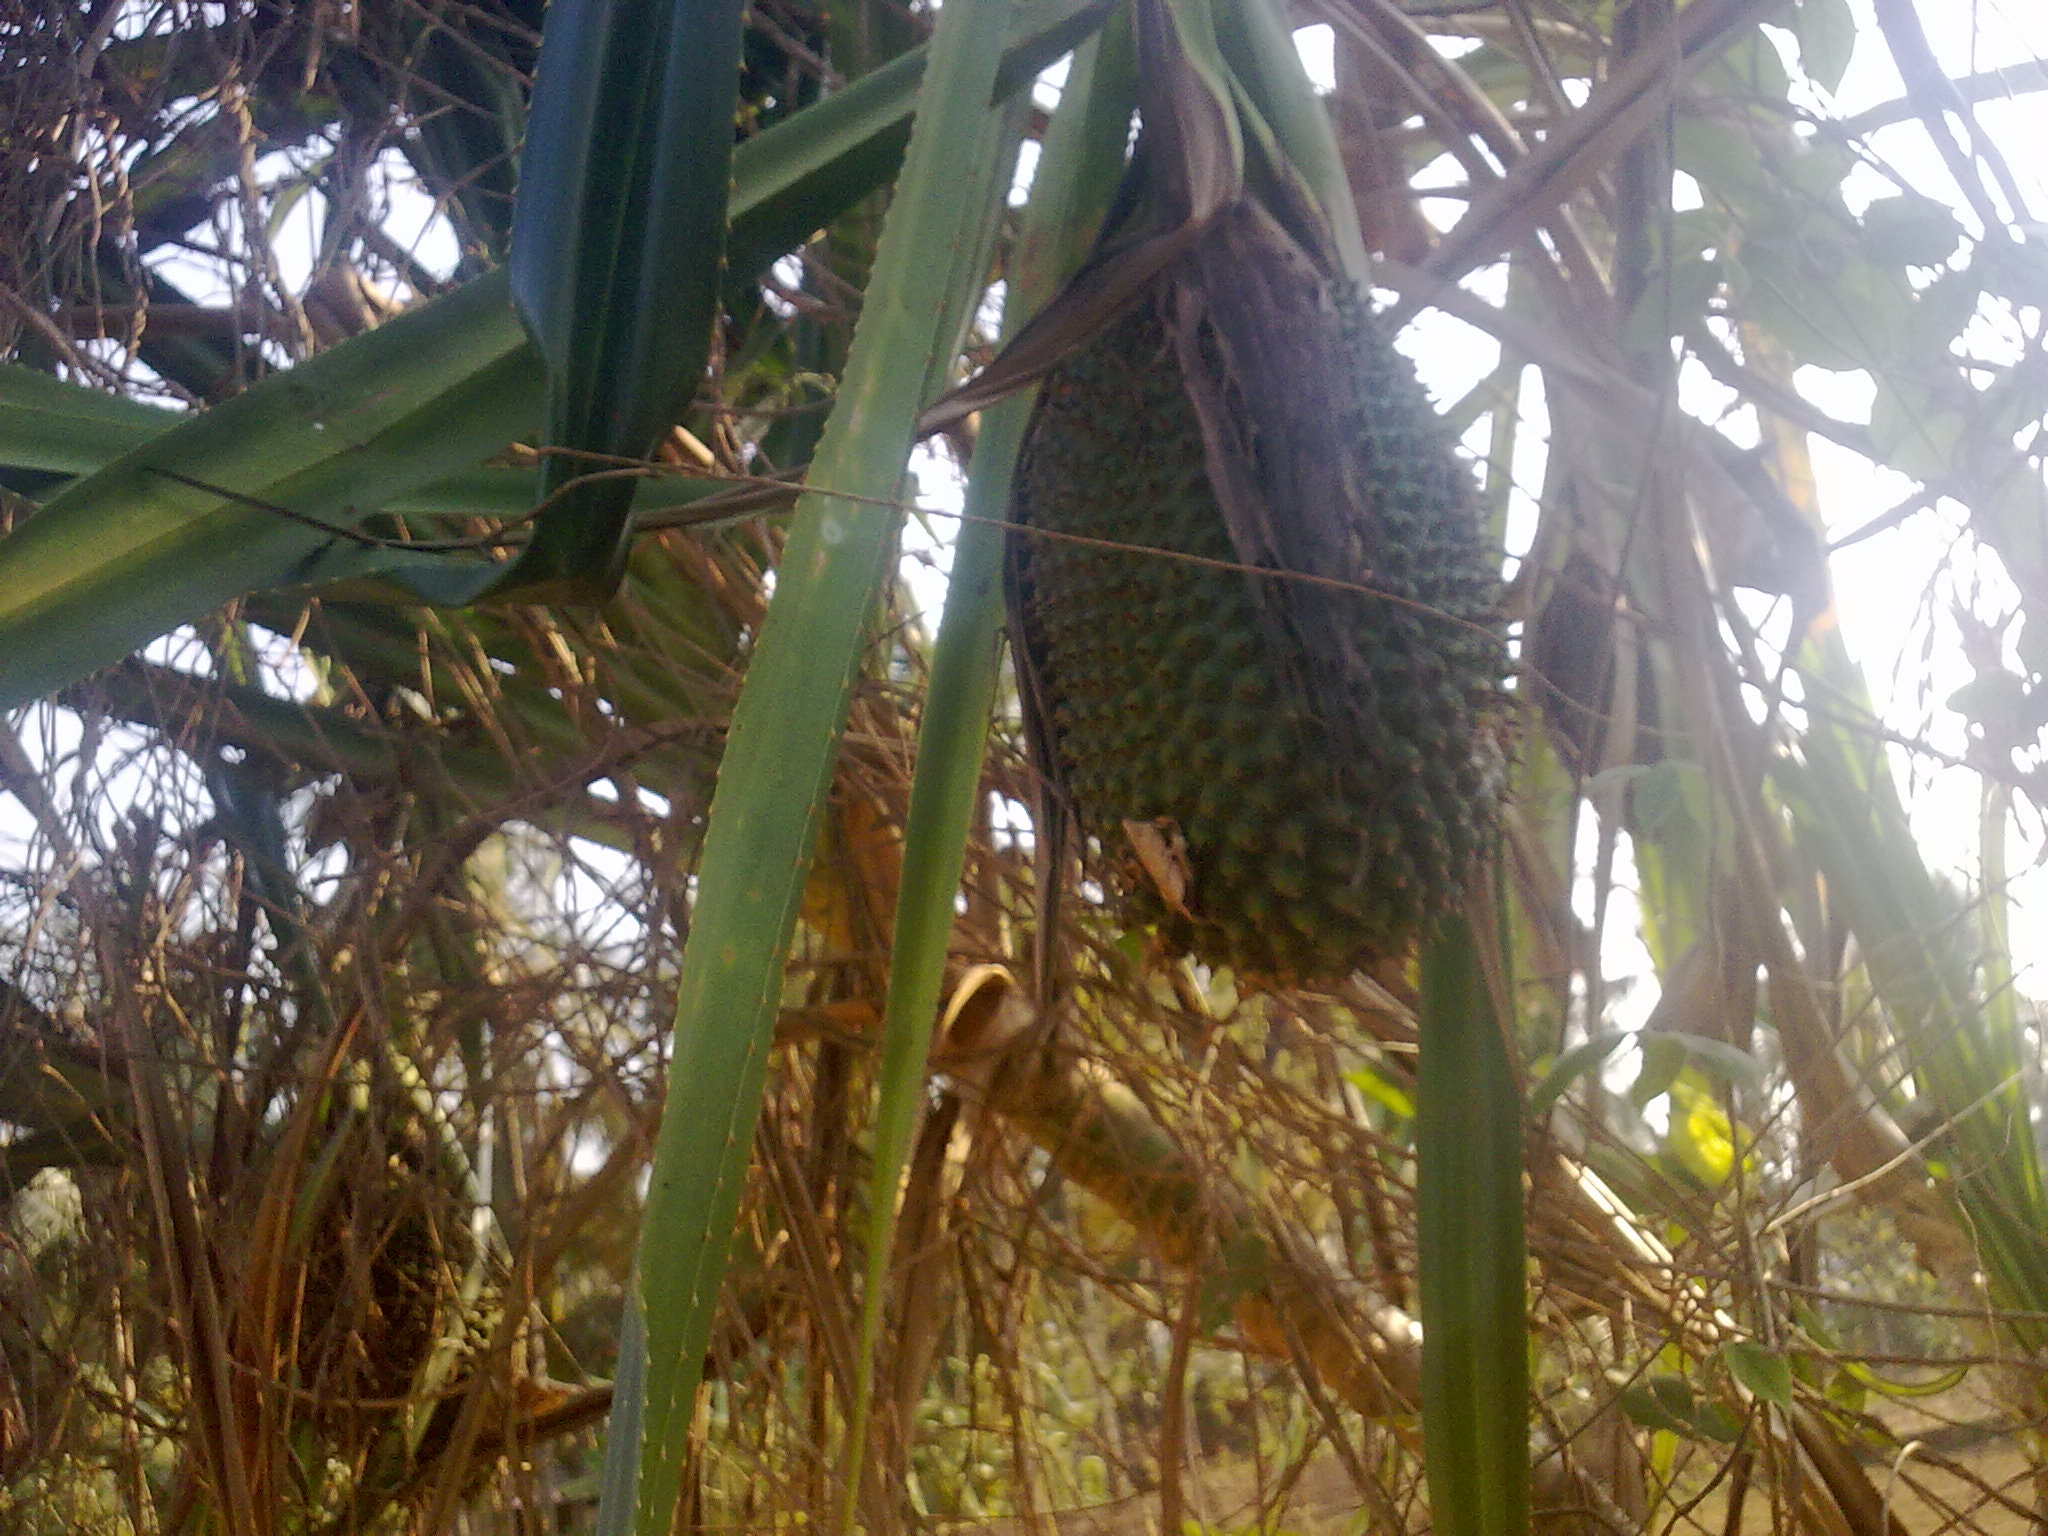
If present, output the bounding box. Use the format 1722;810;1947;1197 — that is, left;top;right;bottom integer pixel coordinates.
1011;292;1504;982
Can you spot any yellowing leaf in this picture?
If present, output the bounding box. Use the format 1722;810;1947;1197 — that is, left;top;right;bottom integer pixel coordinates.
1666;1078;1737;1187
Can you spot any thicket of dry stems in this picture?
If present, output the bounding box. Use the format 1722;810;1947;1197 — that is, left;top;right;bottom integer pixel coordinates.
2;1;2047;1533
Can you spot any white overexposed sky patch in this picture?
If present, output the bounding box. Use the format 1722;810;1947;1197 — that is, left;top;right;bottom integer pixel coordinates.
1796;0;2048;981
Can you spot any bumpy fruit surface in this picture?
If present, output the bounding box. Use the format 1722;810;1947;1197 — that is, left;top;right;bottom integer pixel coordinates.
1009;283;1503;982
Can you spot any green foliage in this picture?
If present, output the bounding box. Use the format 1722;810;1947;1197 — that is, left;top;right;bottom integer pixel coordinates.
1419;919;1527;1536
508;0;747;596
599;0;1032;1525
5;1;2048;1532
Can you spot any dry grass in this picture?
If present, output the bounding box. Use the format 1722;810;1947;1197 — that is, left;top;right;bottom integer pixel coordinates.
3;0;2047;1532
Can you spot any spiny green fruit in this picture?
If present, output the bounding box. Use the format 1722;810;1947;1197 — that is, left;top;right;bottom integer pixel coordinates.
1008;222;1504;983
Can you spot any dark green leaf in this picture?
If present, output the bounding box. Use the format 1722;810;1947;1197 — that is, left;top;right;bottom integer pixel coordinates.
0;0;1113;710
1722;1341;1795;1406
1528;1032;1631;1119
0;363;178;474
593;0;1034;1527
1631;1034;1688;1109
508;0;747;597
1615;1379;1693;1437
1418;918;1528;1536
1692;1401;1745;1442
845;29;1134;1516
0;275;541;712
1619;1373;1742;1442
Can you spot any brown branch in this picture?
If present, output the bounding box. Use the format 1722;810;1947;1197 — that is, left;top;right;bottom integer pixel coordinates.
1403;0;1792;304
942;968;1422;1418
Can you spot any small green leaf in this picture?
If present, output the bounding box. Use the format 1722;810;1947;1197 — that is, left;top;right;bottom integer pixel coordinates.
266;167;325;242
1790;0;1856;93
1616;1378;1693;1438
1345;1065;1417;1121
1858;194;1963;270
1723;1341;1794;1406
1648;1372;1697;1417
1620;1374;1742;1443
1691;1401;1746;1443
508;0;747;597
1528;1032;1631;1119
1631;1034;1687;1109
1659;1033;1764;1094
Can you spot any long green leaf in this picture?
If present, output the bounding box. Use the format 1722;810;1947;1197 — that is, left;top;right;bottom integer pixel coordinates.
0;363;178;473
1418;916;1529;1536
0;278;542;709
1785;628;2048;1350
0;0;1105;491
841;27;1136;1532
508;0;747;596
1209;0;1368;282
0;372;748;526
724;0;1110;281
0;0;1111;712
592;0;1026;1527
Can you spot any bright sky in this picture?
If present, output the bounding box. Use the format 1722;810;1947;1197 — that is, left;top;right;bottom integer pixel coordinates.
1312;1;2048;997
1773;0;2048;977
